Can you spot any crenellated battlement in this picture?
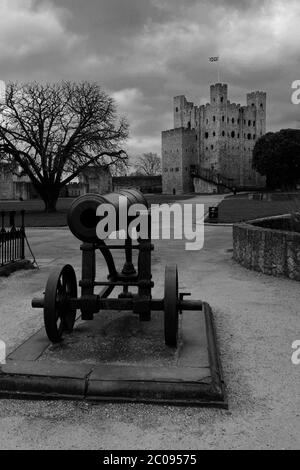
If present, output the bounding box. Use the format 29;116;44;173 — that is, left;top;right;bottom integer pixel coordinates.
162;82;267;194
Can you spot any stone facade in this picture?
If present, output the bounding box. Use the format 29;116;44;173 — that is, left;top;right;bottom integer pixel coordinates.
113;175;162;193
0;165;112;200
233;215;300;281
79;166;112;195
0;168;37;200
162;83;267;194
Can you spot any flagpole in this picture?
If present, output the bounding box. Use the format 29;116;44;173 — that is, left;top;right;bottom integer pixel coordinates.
209;56;220;84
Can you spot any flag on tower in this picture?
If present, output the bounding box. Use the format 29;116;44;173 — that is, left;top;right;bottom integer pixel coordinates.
0;80;5;104
209;56;219;62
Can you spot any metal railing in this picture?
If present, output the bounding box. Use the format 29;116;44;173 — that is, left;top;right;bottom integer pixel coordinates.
191;167;236;189
0;211;25;267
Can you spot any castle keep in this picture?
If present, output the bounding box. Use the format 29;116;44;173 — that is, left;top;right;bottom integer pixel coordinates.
162;83;266;194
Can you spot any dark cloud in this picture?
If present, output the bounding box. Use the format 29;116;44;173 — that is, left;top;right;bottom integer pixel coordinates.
0;0;299;157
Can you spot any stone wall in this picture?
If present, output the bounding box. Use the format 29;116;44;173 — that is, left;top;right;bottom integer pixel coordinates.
193;177;218;194
113;175;162;193
233;215;300;280
162;82;267;194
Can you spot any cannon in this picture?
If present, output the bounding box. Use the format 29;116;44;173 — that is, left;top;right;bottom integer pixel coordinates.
32;189;203;348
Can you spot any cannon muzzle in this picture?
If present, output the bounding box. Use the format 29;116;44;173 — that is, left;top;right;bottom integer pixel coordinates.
67;189;148;243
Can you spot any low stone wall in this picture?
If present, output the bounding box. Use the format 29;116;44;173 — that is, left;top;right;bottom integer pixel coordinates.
233;215;300;280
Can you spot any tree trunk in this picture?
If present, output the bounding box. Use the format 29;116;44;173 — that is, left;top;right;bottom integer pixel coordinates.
41;189;60;213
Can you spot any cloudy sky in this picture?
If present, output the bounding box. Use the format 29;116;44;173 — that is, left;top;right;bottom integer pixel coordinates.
0;0;300;159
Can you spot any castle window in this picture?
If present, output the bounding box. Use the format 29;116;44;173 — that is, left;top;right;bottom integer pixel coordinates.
196;135;198;141
211;145;214;150
238;133;240;138
206;119;209;124
222;131;225;137
175;168;179;172
232;118;235;124
238;119;240;124
253;121;256;126
205;132;209;139
213;131;216;137
206;147;208;151
187;121;191;129
176;107;178;112
253;135;256;140
260;103;263;108
247;133;251;140
170;168;174;172
222;116;225;122
248;120;251;126
231;131;235;138
221;97;224;103
213;116;216;122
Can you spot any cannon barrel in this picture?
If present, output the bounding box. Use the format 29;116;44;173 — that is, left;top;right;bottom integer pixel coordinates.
67;189;149;243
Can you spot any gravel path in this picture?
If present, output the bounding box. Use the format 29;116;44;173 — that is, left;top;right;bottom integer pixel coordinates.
0;196;299;449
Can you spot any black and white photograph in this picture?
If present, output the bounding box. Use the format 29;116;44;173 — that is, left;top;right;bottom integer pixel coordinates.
0;0;299;453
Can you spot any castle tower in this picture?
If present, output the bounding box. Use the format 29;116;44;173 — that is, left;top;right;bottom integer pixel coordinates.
210;83;228;106
162;83;267;194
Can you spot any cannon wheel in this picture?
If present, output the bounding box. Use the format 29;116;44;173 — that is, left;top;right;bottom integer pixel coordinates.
164;264;179;348
44;265;77;343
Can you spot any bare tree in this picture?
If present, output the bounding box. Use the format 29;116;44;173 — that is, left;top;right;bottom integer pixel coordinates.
0;81;128;211
134;153;161;176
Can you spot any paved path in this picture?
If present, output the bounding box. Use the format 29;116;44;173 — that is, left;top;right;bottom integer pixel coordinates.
0;195;299;449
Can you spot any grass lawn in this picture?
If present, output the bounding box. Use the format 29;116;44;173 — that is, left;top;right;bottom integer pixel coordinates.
0;194;196;227
214;193;300;224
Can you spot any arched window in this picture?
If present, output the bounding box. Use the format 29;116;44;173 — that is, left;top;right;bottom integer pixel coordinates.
221;97;224;103
213;116;216;122
247;133;251;140
176;107;178;112
222;131;225;137
231;131;235;138
248;120;251;126
222;116;225;122
211;144;214;150
205;132;209;139
232;118;235;124
213;131;216;137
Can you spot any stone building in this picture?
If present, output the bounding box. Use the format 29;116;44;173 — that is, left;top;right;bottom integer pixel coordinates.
113;175;162;193
0;165;37;200
0;164;112;200
78;166;112;194
162;83;266;194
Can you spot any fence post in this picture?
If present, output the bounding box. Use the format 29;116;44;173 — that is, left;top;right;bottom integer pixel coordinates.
9;211;16;261
20;210;25;260
0;211;5;267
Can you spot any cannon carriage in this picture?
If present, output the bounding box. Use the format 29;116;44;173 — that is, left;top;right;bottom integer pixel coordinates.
32;189;203;348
